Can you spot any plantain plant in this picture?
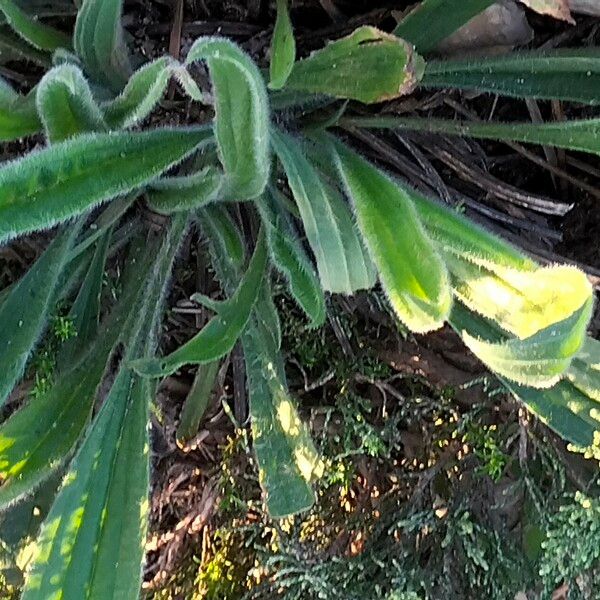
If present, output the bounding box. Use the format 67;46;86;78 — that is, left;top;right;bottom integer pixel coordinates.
0;0;598;597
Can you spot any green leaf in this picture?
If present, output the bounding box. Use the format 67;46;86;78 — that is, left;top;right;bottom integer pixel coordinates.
74;0;131;92
0;226;79;405
56;232;110;370
284;26;425;104
36;64;106;142
393;0;495;54
102;56;180;129
186;37;270;200
132;230;268;378
243;318;321;517
258;191;325;328
148;166;222;214
272;128;376;294
21;370;151;600
460;297;593;388
344;115;600;158
422;49;600;105
176;360;221;445
269;0;295;90
0;27;51;67
0;126;211;242
0;77;41;141
0;0;70;51
332;140;452;333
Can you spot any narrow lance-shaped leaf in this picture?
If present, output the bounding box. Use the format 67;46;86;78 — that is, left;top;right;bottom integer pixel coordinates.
258;191;325;328
421;49;600;105
0;27;51;67
567;337;600;402
0;77;41;141
243;318;322;517
0;126;212;242
21;216;188;600
331;138;452;333
460;297;593;388
74;0;131;92
186;37;270;200
36;64;106;142
343;115;600;158
284;26;425;104
0;237;149;508
132;230;268;378
0;225;80;405
272;128;376;294
269;0;295;90
393;0;496;54
0;0;70;51
148;165;222;215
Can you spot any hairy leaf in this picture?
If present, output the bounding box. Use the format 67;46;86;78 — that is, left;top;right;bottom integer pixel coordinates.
36;64;106;142
0;27;51;67
461;297;593;388
243;315;321;517
393;0;496;54
258;191;325;328
148;166;222;214
333;140;452;332
74;0;131;92
272;128;375;294
0;226;79;405
344;115;600;158
269;0;295;90
132;231;268;378
186;37;270;200
176;360;221;445
422;49;600;105
103;56;182;129
0;0;70;51
0;126;211;242
285;26;424;104
567;337;600;402
0;77;41;140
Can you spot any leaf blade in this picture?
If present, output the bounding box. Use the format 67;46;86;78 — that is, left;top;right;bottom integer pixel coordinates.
269;0;296;90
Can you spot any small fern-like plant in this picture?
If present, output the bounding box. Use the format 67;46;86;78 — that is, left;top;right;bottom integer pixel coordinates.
0;0;598;597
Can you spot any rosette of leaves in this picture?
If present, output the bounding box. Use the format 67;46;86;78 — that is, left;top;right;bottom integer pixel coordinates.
0;0;597;597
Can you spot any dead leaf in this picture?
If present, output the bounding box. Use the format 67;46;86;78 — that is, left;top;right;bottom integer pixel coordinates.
517;0;575;23
569;0;600;16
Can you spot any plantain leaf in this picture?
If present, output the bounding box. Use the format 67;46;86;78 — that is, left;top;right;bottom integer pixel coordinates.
0;225;80;406
272;128;376;294
393;0;496;54
0;0;70;51
102;56;180;129
460;297;593;388
0;26;51;66
148;166;223;214
0;126;212;242
36;64;106;142
186;37;270;200
74;0;131;92
243;318;321;517
0;77;41;141
269;0;295;90
332;139;452;333
422;49;600;105
344;115;600;158
285;26;424;104
132;230;268;378
176;360;221;445
258;190;325;328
